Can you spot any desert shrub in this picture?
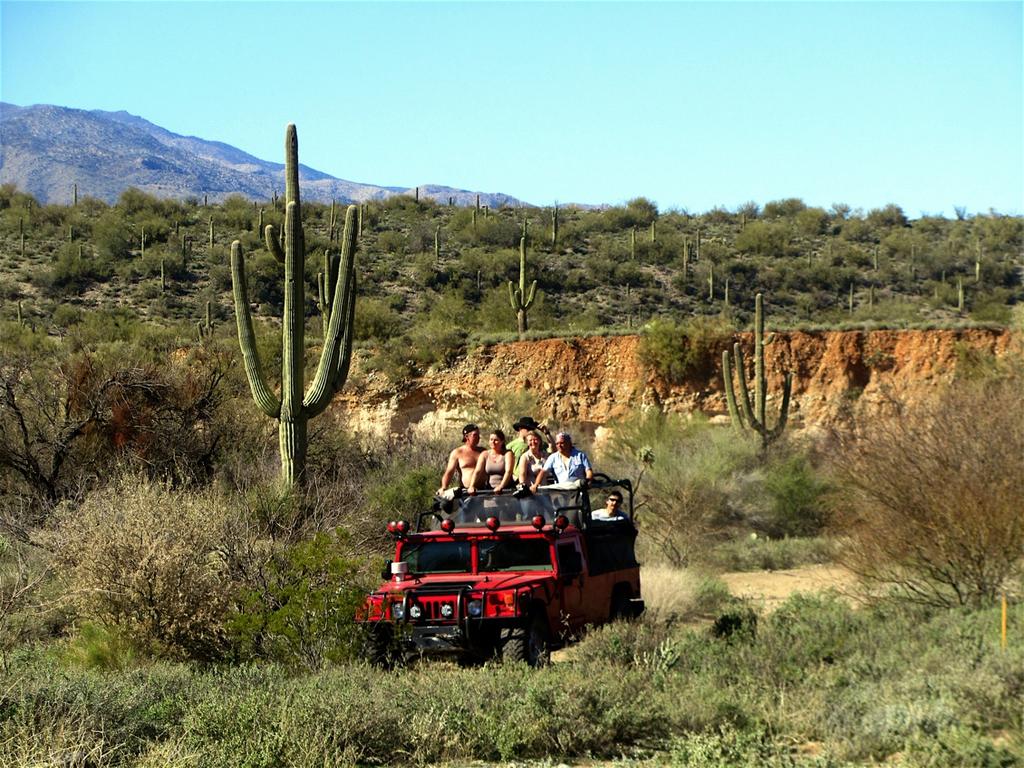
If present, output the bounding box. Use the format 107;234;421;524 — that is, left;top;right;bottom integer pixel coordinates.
91;210;135;262
638;315;732;385
795;206;830;236
353;296;403;341
51;478;241;660
867;203;909;230
760;451;830;537
366;466;436;524
829;375;1024;607
735;221;795;258
705;535;836;572
763;198;807;219
229;530;368;667
0;341;206;514
599;197;659;231
0;537;51;670
601;410;759;565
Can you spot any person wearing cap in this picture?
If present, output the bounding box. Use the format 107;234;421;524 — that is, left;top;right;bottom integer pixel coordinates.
507;416;552;462
439;423;484;494
530;431;593;491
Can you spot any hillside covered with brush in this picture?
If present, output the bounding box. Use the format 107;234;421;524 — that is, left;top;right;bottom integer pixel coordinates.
0;184;1020;385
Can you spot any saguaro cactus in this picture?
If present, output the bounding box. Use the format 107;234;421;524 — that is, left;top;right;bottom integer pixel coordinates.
230;124;358;485
508;233;537;338
722;293;792;450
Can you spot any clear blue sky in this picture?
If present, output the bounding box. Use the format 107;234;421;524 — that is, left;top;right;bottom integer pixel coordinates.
2;1;1021;217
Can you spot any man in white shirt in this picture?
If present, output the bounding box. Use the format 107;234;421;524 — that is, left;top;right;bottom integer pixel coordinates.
530;431;593;491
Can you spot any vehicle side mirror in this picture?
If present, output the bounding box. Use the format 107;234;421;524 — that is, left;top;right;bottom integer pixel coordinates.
380;560;392;580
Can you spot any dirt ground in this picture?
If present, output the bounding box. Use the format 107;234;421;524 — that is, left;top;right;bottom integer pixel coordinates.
720;563;859;610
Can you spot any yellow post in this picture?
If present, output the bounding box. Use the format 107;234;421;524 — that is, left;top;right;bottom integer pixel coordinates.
1001;594;1007;650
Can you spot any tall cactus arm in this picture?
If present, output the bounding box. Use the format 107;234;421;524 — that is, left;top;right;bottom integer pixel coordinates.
230;241;281;418
305;205;358;416
508;281;521;310
523;279;537;310
722;348;745;430
265;224;285;263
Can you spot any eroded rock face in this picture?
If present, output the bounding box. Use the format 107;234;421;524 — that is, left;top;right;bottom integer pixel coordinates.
337;329;1017;438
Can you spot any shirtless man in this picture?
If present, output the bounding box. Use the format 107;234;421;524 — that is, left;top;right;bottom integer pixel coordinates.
438;423;484;494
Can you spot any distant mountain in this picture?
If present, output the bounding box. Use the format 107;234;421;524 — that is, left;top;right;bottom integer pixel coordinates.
0;102;525;208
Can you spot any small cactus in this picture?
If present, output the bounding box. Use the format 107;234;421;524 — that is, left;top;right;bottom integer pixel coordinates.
551;204;559;248
508;232;537;338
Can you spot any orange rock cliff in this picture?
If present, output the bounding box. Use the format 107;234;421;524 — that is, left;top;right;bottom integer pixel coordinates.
337;328;1017;439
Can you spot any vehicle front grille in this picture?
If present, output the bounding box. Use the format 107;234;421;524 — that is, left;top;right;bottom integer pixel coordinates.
408;593;461;623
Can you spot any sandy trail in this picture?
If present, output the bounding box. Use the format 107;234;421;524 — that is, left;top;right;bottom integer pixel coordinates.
720;563;857;609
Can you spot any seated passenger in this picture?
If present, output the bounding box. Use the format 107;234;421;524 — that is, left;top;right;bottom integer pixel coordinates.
507;416;553;463
468;429;514;495
530;431;593;491
516;431;548;488
592;491;627;521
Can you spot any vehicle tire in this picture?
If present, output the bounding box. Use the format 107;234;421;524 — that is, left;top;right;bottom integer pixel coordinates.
610;586;633;621
502;613;550;667
362;625;401;668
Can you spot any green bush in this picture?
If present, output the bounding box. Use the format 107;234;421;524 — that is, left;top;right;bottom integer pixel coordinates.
229;530;368;667
761;452;829;537
638;315;732;385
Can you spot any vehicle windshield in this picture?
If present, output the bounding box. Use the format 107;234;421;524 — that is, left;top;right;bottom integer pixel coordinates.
400;540;472;574
478;538;553;572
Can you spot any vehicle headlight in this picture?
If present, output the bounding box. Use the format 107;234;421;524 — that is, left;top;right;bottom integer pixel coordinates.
440;603;454;619
467;599;483;617
391;602;405;620
409;604;422;619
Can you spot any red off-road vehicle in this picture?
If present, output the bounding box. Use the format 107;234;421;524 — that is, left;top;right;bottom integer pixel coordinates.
358;475;644;667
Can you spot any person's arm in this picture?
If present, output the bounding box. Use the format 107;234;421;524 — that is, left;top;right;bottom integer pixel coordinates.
532;454;554;492
531;467;547;493
495;450;514;493
516;453;529;485
467;451;487;495
439;450;459;494
582;451;594;482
